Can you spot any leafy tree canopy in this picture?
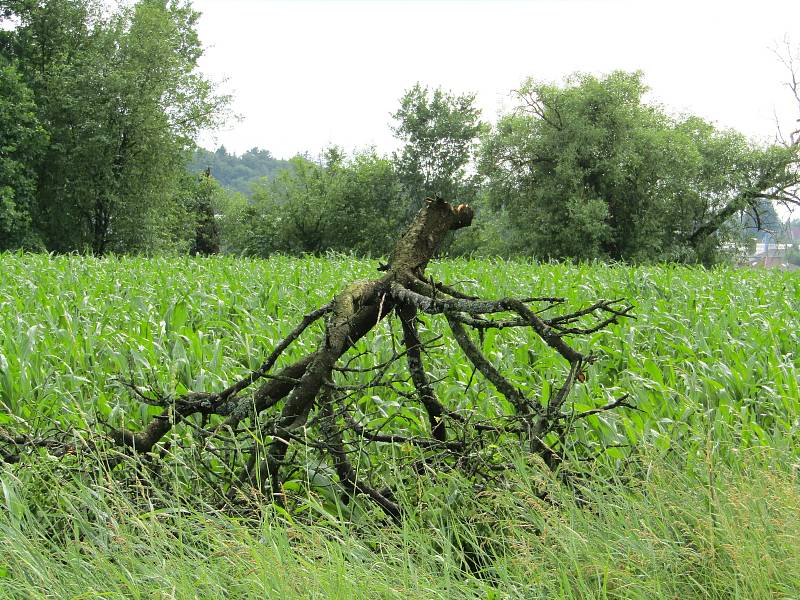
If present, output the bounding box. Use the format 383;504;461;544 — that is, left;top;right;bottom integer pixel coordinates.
0;58;47;250
392;84;486;212
480;71;800;263
1;0;228;254
225;148;405;257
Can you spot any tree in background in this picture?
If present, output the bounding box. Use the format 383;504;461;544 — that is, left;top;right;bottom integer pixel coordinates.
481;72;666;260
392;84;485;211
480;71;800;263
680;121;799;262
228;148;404;257
0;0;227;254
247;154;335;256
173;168;221;256
711;39;800;258
0;59;47;250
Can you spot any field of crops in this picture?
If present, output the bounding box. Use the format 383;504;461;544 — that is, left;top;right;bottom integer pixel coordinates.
1;253;800;598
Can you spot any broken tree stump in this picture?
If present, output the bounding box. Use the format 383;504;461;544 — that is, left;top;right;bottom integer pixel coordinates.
2;198;634;521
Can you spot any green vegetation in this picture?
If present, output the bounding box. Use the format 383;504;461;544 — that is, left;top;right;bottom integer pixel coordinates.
200;72;800;262
3;254;797;460
3;445;798;598
179;170;222;256
223;149;405;256
479;71;800;263
1;254;799;597
0;59;47;251
391;83;486;213
2;2;800;595
0;0;227;254
189;146;292;196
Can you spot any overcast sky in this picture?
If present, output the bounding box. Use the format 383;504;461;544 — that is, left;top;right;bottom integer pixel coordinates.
192;0;800;159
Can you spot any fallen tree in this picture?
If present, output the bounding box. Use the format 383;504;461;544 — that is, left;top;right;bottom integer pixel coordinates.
2;198;633;520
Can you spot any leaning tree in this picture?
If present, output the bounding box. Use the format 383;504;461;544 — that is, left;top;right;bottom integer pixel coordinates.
2;198;633;520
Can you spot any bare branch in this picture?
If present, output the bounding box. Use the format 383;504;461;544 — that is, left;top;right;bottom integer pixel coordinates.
574;394;637;419
398;305;448;441
319;395;401;521
447;315;533;417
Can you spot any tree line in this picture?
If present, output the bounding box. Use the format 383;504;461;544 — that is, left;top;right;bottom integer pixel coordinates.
2;0;799;263
208;72;800;264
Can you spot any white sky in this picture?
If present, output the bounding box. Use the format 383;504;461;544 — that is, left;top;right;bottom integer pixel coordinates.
192;0;800;159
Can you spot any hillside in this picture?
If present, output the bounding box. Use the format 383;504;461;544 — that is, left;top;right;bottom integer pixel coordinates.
189;146;292;195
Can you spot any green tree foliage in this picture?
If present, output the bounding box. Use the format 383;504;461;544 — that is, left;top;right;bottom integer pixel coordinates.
480;72;800;263
680;128;799;261
225;148;404;257
214;189;251;254
1;0;226;254
174;169;221;255
392;84;485;210
189;146;291;195
0;59;47;250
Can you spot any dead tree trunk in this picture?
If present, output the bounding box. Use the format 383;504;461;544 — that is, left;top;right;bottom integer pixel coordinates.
2;198;633;520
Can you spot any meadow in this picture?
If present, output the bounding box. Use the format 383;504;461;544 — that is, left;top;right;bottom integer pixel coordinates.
1;253;799;599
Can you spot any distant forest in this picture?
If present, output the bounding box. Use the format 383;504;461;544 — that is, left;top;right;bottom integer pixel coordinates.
189;147;292;195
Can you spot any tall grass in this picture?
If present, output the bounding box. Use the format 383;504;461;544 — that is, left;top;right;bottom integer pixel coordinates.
1;445;797;598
